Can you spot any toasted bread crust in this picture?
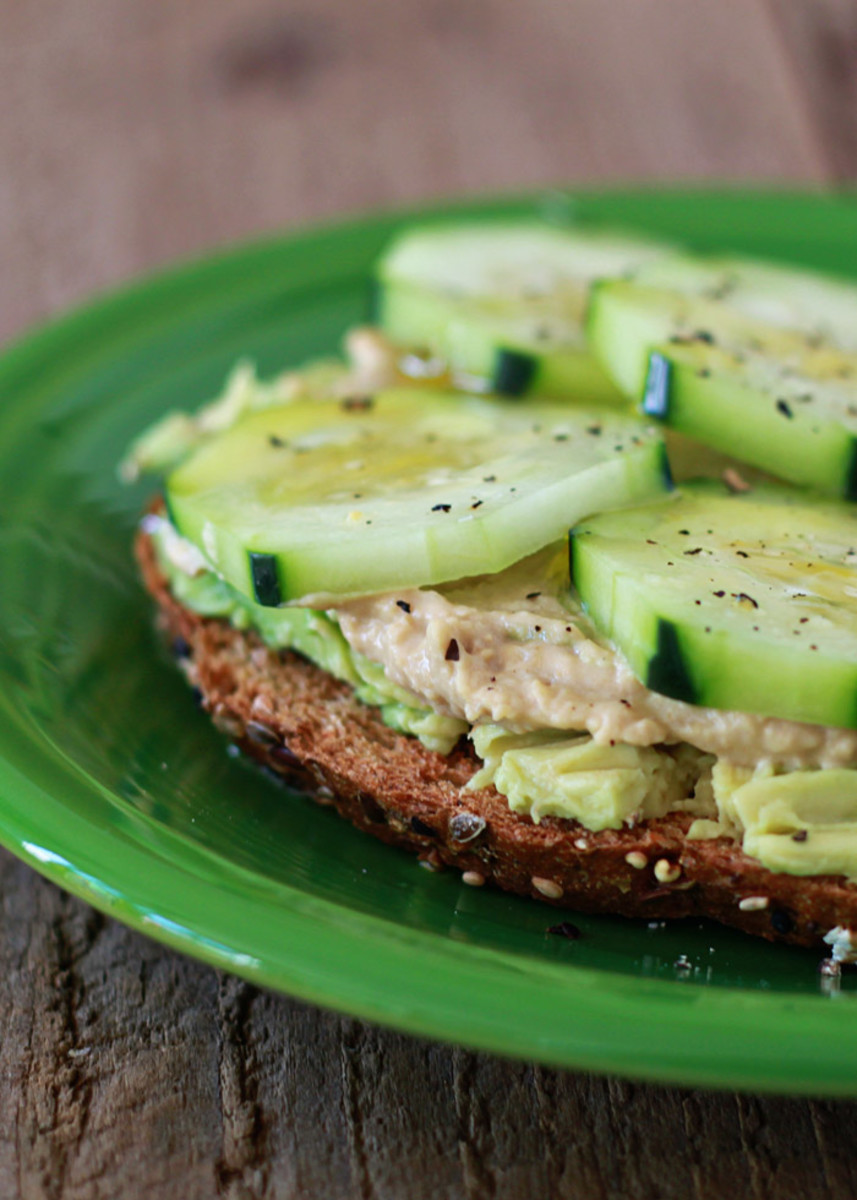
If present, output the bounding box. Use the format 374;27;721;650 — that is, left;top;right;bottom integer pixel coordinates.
137;528;857;948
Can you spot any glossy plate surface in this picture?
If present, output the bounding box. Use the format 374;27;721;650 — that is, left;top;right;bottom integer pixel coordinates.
3;190;857;1096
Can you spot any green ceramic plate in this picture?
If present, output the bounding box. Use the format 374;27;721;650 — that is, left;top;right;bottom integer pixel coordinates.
4;189;857;1097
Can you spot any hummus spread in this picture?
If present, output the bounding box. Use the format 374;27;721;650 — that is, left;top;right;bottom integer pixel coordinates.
333;545;857;772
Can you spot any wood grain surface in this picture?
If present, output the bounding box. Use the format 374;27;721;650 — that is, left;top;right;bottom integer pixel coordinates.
2;2;857;1196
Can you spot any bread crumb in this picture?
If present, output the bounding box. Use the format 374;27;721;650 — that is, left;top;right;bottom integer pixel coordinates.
824;925;857;963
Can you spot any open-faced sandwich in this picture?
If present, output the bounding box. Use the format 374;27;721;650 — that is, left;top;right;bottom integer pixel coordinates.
122;219;857;965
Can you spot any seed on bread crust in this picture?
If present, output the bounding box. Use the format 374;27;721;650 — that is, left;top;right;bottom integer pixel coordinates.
449;812;487;843
245;719;281;747
654;859;682;884
532;877;564;900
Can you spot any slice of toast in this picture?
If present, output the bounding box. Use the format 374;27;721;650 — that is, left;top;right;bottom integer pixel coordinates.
137;527;857;949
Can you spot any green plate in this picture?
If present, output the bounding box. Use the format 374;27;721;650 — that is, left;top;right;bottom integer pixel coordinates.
4;189;857;1097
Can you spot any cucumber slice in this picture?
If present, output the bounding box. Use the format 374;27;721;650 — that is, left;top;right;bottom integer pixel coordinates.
635;252;857;352
376;222;672;401
166;388;670;604
588;281;857;497
384;284;620;400
571;481;857;729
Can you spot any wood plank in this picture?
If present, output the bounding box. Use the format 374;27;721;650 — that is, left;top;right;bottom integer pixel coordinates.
767;0;857;180
0;0;829;342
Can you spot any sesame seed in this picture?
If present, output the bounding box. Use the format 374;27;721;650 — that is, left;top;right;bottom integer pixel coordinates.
532;876;564;899
574;837;588;850
462;870;485;887
738;896;769;912
625;851;648;869
654;859;682;884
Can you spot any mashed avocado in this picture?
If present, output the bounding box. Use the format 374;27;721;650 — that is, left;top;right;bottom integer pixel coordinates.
468;724;712;830
690;761;857;882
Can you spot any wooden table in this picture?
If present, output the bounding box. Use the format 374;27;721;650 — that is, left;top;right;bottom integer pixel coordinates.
3;3;857;1196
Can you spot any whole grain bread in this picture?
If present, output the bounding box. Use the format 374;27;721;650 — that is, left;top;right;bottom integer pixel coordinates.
137;528;857;949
